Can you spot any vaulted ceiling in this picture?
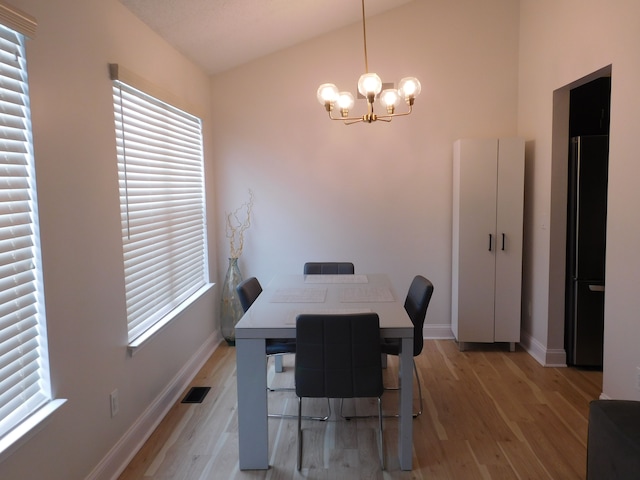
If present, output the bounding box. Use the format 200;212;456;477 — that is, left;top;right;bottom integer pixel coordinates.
119;0;415;75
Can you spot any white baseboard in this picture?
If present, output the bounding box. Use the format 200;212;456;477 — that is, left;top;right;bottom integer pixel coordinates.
423;324;455;340
427;328;568;368
87;332;222;480
519;330;567;367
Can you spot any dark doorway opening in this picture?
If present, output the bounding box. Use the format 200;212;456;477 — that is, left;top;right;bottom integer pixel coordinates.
565;76;611;368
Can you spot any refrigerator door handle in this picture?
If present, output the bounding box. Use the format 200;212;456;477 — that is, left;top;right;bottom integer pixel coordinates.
588;284;605;292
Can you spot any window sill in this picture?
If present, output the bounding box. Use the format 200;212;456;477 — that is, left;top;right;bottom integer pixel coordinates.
128;283;215;356
0;399;67;464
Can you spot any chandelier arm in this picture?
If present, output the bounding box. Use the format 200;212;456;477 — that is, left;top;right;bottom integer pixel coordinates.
327;110;365;123
344;118;366;125
376;104;414;121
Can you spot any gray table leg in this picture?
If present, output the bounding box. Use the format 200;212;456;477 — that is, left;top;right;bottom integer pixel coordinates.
236;337;268;469
398;337;413;470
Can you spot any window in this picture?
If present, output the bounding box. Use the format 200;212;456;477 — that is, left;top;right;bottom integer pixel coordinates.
0;7;57;448
112;72;209;346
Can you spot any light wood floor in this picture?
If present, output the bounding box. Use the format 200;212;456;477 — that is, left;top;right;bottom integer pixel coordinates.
118;340;602;479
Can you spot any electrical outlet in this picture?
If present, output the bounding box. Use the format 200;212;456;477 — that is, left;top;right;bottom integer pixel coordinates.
110;389;119;418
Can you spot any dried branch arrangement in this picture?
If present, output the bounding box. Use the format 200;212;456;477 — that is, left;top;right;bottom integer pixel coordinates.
226;189;254;258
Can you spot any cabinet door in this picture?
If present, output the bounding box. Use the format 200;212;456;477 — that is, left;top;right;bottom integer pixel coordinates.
494;138;524;342
454;138;498;342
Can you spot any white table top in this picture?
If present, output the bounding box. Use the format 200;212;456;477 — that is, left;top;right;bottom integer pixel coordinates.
235;273;413;339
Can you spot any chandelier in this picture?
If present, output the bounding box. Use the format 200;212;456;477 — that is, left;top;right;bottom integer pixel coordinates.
316;0;421;125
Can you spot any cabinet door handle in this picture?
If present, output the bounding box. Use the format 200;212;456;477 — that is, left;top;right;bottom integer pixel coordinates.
501;233;506;251
488;234;493;251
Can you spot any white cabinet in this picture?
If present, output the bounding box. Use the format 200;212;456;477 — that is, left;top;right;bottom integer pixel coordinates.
451;137;524;350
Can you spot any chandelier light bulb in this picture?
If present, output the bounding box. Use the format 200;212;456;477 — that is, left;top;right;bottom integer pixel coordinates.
357;72;382;98
380;89;400;113
337;91;355;112
398;77;422;102
317;83;339;106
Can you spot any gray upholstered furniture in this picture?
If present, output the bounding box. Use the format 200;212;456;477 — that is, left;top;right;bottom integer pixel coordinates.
587;400;640;479
237;276;329;421
303;262;355;275
236;277;295;388
381;275;434;417
295;312;385;470
236;277;296;360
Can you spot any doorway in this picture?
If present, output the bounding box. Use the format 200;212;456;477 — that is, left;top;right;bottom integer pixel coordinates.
564;77;611;368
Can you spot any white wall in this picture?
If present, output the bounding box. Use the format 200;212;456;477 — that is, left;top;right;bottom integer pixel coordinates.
4;0;638;478
211;0;521;338
0;1;219;479
518;0;640;399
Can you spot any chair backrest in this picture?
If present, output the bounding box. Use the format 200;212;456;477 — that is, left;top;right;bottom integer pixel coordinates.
236;277;263;313
404;275;434;356
295;313;383;399
303;262;355;275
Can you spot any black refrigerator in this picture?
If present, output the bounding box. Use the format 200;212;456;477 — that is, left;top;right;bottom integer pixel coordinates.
566;135;609;367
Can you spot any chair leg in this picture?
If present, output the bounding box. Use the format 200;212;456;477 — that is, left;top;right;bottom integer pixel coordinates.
377;396;385;469
267;354;294;392
268;385;295;392
383;359;423;418
297;397;303;471
412;359;424;417
269;398;331;421
274;354;284;373
341;358;423;419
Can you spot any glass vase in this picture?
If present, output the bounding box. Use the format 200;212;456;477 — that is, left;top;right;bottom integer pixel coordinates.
220;257;244;345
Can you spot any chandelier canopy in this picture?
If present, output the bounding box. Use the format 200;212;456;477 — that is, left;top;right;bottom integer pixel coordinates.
316;0;421;125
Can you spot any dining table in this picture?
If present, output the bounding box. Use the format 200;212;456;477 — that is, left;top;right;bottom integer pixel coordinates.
234;273;415;470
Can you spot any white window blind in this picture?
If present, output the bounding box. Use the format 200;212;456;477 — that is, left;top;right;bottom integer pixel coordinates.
0;23;50;440
112;80;208;343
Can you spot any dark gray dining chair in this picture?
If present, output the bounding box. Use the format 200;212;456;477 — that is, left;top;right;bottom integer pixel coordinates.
303;262;355;275
236;276;262;312
295;312;385;470
236;277;329;421
236;277;295;386
380;275;434;417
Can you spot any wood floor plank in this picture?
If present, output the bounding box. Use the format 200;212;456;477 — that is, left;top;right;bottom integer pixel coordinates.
118;341;602;480
515;414;583;478
497;439;553;480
